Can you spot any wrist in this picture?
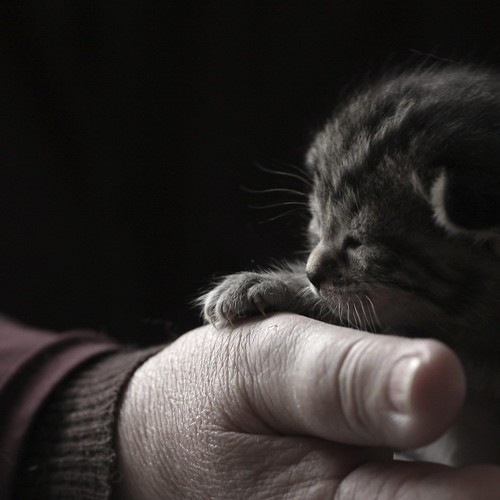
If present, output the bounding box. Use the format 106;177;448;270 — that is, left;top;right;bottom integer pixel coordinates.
113;350;172;500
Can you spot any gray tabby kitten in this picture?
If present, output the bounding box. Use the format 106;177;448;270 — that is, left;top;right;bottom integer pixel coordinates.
201;64;500;466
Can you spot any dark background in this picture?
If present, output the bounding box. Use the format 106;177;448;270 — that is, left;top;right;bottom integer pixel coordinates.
2;2;500;345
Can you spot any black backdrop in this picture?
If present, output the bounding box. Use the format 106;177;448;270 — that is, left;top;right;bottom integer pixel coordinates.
2;2;500;344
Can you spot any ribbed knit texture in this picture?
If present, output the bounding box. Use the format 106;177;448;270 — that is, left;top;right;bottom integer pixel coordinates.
15;347;162;500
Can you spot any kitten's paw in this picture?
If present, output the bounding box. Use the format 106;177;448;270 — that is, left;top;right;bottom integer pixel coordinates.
202;272;290;328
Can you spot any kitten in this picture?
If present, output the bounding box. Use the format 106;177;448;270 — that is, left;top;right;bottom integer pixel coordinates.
200;64;500;466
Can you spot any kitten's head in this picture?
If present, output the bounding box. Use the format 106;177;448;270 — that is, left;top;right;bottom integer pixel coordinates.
304;65;500;353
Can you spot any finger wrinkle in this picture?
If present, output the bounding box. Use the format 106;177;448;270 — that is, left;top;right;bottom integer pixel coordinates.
335;336;380;443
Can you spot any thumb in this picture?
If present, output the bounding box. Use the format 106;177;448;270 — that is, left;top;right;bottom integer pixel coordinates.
228;314;465;450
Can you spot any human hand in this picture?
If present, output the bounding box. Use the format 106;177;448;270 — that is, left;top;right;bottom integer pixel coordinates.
114;314;500;499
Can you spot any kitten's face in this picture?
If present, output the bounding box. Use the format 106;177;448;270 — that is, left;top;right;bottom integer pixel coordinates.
304;97;500;351
305;162;480;338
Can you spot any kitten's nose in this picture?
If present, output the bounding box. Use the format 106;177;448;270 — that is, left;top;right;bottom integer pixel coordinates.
306;260;339;290
306;245;340;290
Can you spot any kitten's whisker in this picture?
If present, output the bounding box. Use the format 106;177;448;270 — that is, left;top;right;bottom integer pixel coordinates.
240;186;308;198
365;295;382;330
358;297;367;330
320;302;330;321
352;298;359;329
336;301;343;326
312;297;326;321
358;297;373;331
334;304;341;323
293;249;311;256
254;162;312;187
358;296;372;332
363;297;377;332
342;302;347;326
257;208;304;224
353;300;363;330
249;201;309;210
265;157;310;176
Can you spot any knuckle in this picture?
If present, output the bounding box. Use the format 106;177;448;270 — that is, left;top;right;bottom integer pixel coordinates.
335;337;379;442
292;330;381;443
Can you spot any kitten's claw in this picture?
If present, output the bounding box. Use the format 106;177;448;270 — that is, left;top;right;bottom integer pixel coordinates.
201;272;290;328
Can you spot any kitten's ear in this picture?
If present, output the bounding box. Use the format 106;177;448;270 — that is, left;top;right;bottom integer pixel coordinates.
431;141;500;233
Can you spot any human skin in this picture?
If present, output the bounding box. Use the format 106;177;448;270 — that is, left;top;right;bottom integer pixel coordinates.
114;314;500;499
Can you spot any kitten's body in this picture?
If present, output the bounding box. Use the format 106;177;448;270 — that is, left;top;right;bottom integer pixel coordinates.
201;65;500;465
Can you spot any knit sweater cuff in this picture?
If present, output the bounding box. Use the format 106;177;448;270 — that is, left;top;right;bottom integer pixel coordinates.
15;346;163;500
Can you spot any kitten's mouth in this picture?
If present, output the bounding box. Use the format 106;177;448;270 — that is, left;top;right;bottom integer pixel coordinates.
315;282;447;336
312;283;382;332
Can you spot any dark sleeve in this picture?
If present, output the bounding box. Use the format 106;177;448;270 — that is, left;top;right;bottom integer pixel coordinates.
0;315;161;500
15;345;162;500
0;315;120;498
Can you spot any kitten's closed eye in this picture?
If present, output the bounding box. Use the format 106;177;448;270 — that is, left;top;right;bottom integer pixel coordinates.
342;236;362;251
